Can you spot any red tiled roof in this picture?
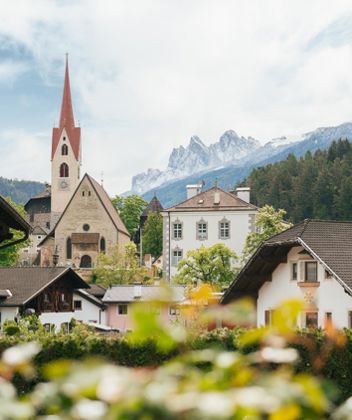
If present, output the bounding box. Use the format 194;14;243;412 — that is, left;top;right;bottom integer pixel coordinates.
51;57;81;161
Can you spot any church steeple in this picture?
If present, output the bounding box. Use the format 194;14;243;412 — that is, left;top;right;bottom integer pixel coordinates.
51;56;81;161
50;56;82;227
59;54;75;130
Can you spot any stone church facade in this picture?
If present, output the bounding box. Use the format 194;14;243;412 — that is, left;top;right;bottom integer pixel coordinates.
22;57;130;268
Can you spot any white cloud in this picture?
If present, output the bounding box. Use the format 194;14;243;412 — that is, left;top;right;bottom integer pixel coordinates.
0;0;352;194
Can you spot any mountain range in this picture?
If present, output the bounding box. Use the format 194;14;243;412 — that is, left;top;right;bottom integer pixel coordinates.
130;122;352;207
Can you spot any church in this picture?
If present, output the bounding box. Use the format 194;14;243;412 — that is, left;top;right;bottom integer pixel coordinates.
23;57;130;269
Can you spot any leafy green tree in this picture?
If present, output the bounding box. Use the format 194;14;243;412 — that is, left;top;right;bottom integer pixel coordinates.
242;205;290;262
0;197;30;267
175;243;237;288
111;195;147;236
142;212;163;258
92;242;149;287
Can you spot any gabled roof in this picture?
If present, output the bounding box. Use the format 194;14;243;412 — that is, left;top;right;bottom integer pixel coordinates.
0;195;31;249
51;57;81;160
86;284;106;298
222;219;352;303
103;285;185;303
0;267;88;307
164;186;257;212
39;174;129;245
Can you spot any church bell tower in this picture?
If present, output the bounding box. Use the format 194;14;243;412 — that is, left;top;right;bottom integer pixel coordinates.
51;55;81;227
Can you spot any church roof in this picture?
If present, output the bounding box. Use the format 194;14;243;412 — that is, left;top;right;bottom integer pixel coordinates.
51;56;81;161
165;186;257;212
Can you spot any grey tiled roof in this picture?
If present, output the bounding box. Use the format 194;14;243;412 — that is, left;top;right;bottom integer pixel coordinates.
0;267;88;306
103;285;185;303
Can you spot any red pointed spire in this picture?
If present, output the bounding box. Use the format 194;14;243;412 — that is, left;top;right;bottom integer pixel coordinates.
51;55;81;161
59;54;75;129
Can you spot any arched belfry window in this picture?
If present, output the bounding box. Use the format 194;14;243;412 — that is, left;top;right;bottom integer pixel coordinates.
62;144;68;155
100;237;106;253
66;237;72;259
60;163;69;178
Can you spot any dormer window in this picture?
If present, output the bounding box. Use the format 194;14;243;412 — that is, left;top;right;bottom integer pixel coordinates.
61;144;68;155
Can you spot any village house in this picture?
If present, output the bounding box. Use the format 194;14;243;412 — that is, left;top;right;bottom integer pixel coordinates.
102;284;185;331
222;219;352;329
0;267;105;329
162;185;257;280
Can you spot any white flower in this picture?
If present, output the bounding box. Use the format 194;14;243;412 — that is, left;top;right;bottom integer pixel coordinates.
260;347;298;364
2;342;41;366
216;352;238;368
197;392;234;417
234;387;280;412
71;399;107;420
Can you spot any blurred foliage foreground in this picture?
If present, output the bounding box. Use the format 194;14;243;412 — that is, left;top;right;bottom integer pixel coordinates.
1;297;352;419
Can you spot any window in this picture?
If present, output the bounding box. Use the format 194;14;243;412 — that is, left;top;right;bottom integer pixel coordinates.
46;222;50;229
61;144;68;155
305;312;318;328
172;249;183;266
118;304;128;315
173;222;182;239
83;224;90;232
197;220;207;240
66;237;72;259
100;237;106;253
305;262;318;282
60;163;69;177
80;255;92;268
291;262;298;281
348;311;352;328
74;300;82;310
264;310;272;326
325;312;332;325
63;136;66;141
170;306;180;316
219;219;230;239
82;191;85;197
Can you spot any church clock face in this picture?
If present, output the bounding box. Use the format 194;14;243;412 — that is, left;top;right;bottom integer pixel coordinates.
60;180;69;189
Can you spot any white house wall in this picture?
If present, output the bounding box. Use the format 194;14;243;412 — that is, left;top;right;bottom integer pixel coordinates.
257;246;352;328
0;307;18;324
164;210;256;279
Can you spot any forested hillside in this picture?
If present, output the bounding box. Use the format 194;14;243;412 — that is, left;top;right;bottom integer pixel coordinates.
0;177;45;204
244;139;352;223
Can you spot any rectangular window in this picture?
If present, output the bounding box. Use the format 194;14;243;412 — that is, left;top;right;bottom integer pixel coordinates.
172;249;183;266
219;221;230;239
74;300;82;310
264;310;272;326
291;262;298;281
118;304;128;315
170;306;180;316
325;312;332;325
348;311;352;328
305;312;318;328
197;222;207;240
305;262;318;282
173;223;182;239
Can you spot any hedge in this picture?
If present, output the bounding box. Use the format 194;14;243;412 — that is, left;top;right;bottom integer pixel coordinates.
1;328;352;402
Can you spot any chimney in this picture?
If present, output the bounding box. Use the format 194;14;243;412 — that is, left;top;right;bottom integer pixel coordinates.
236;187;250;203
186;184;202;199
133;283;142;299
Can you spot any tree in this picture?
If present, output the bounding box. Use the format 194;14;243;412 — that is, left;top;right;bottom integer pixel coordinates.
0;197;30;267
92;242;149;287
175;243;237;288
142;212;163;258
242;205;290;262
111;195;147;236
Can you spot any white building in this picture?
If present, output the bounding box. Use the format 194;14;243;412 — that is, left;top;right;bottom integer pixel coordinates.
162;185;257;280
222;220;352;329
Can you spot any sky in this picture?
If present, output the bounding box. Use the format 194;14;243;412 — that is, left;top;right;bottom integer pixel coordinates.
1;0;352;195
